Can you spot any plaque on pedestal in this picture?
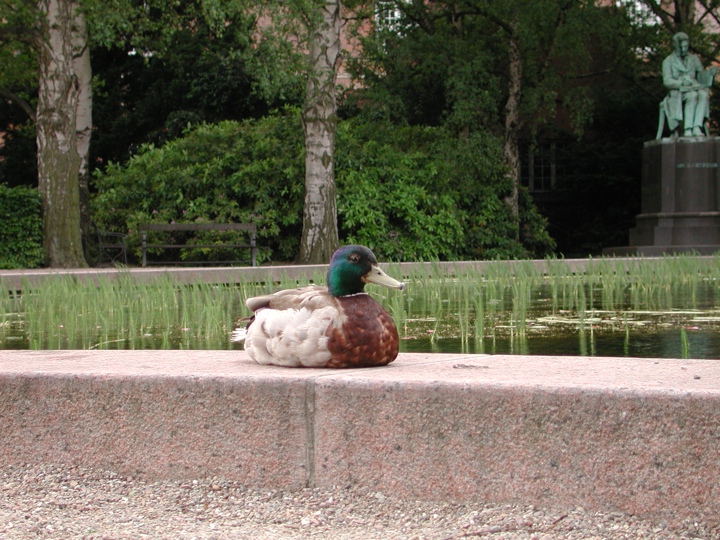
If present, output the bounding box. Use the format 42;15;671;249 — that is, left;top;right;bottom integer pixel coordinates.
605;137;720;256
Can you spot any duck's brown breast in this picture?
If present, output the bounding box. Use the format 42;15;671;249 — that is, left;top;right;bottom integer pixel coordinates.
325;294;399;368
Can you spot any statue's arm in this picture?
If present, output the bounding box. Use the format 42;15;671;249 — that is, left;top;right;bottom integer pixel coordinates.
690;55;716;88
662;57;683;90
705;63;718;80
692;55;705;77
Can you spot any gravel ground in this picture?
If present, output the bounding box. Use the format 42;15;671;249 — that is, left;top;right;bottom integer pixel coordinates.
0;464;716;540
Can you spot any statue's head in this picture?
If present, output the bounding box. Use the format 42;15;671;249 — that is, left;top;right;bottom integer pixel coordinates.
673;32;689;54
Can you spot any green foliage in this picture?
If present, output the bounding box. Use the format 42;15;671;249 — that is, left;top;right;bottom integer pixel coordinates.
0;120;36;188
0;0;39;189
0;184;43;269
336;117;555;261
431;130;555;259
335;122;464;260
340;118;556;260
0;0;39;88
92;111;556;263
343;0;675;256
90;10;304;167
337;121;556;260
91;111;306;262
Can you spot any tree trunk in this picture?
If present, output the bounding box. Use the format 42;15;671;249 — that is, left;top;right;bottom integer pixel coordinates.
673;0;694;28
503;28;522;239
36;0;87;267
73;7;93;257
299;0;341;264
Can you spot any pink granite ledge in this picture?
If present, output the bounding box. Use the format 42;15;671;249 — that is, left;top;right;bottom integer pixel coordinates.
1;350;719;527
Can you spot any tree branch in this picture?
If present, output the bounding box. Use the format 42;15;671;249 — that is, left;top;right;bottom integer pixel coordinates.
0;87;36;121
569;69;611;79
695;0;720;27
459;0;515;36
638;0;675;32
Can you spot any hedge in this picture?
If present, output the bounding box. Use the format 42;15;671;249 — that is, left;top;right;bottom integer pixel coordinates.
0;183;43;269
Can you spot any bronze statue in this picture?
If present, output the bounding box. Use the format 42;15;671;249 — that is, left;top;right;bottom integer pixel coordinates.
661;32;716;137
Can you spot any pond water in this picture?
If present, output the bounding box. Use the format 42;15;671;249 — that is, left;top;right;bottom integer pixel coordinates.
2;263;719;360
392;281;720;359
400;327;720;359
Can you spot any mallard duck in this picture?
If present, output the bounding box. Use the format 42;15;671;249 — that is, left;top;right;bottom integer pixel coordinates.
231;245;405;368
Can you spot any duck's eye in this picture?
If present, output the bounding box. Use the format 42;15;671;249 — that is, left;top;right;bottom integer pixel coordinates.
349;254;360;263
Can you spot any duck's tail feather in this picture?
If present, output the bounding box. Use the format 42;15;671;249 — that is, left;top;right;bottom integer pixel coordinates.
230;316;254;342
230;327;248;342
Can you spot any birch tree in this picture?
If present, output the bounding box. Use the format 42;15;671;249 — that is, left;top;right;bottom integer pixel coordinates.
36;0;86;267
501;20;521;228
73;8;92;249
299;0;341;263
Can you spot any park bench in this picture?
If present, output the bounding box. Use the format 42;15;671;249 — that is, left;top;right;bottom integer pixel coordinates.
138;223;257;267
96;229;128;265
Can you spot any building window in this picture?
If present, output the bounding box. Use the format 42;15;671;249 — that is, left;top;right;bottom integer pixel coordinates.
376;1;403;31
522;140;560;192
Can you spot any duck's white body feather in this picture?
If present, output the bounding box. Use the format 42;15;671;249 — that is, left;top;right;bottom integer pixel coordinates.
237;285;350;368
247;305;336;367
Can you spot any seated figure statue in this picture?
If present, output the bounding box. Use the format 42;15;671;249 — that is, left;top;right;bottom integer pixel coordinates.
661;32;716;137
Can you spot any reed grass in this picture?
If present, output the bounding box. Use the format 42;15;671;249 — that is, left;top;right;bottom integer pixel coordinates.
15;273;245;350
1;255;719;357
680;326;690;359
396;255;720;358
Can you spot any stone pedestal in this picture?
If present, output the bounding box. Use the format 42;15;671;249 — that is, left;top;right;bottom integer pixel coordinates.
606;137;720;255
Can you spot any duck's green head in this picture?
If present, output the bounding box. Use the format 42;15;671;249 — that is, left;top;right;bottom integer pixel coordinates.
327;245;405;297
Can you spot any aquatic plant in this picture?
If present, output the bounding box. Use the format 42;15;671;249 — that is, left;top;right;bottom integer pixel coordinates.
1;255;719;358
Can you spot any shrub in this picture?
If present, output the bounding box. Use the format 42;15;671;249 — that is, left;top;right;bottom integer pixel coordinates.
91;111;306;262
335;122;466;260
0;184;43;268
92;110;555;263
336;120;555;260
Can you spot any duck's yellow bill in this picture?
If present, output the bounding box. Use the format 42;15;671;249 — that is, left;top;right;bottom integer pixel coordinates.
363;265;405;291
